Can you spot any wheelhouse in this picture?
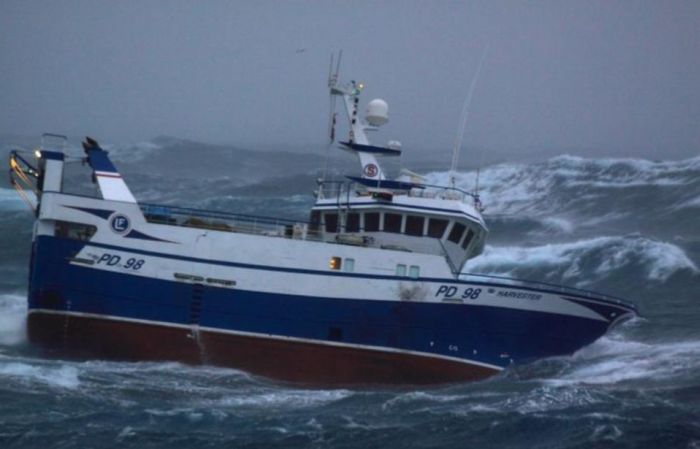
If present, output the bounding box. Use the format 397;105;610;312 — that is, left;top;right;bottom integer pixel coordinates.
309;179;488;273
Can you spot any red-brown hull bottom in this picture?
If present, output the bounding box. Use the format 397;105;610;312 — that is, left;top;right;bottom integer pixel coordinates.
27;312;500;386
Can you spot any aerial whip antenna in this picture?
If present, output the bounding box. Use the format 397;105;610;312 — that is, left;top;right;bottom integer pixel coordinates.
449;45;489;188
323;51;343;183
473;148;486;211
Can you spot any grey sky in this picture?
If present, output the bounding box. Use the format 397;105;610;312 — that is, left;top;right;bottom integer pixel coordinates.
1;1;698;160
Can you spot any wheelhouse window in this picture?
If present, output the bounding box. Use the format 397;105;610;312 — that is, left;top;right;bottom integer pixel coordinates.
364;212;380;232
461;229;475;250
427;218;448;239
409;265;420;279
325;213;338;233
383;213;402;233
396;264;407;276
448;222;466;244
405;215;425;236
54;221;96;241
309;211;321;233
345;213;360;233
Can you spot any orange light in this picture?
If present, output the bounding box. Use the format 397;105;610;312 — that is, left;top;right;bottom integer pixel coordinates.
329;256;342;270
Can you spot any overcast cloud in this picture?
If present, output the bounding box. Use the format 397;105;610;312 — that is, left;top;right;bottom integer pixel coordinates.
1;1;698;161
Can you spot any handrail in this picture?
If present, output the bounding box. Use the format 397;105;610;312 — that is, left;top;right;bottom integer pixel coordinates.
459;271;635;307
140;203;309;226
139;202;322;243
317;179;478;200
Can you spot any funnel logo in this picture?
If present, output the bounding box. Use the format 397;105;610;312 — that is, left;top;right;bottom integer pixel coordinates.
363;163;378;178
109;214;131;235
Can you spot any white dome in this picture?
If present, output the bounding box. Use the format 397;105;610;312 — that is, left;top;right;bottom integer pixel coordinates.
366;98;389;126
387;140;402;150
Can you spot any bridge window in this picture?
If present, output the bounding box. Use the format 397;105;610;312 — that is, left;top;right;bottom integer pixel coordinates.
345;213;360;232
427;218;448;238
461;229;475;249
405;215;425;236
396;264;407;276
409;265;420;279
383;213;402;233
448;222;466;244
364;212;380;232
325;213;338;233
344;258;355;272
309;211;321;233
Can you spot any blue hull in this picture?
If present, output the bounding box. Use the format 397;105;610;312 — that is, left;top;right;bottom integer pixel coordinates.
27;236;621;384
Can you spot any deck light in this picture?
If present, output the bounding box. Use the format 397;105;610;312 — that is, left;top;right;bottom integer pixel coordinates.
34;150;42;159
329;256;342;270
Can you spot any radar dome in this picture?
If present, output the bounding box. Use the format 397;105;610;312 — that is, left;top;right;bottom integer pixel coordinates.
387;140;402;150
366;99;389;126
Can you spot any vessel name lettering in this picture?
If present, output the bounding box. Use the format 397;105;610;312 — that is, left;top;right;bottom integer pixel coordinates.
496;290;541;301
96;253;145;270
436;285;481;300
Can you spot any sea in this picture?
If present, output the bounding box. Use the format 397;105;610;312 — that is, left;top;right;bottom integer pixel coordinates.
1;137;698;448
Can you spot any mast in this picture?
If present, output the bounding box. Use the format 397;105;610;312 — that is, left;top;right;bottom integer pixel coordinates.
328;56;398;182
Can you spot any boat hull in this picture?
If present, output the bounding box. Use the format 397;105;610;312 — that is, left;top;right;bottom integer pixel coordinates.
27;311;499;385
24;233;636;385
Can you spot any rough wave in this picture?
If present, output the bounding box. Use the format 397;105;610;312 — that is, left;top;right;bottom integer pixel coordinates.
0;294;26;346
424;155;700;237
558;335;700;386
0;187;35;211
0;357;80;389
465;235;699;286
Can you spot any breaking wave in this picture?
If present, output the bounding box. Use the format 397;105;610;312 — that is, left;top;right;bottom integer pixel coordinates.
556;335;700;386
0;357;80;389
0;294;26;346
466;235;699;286
425;154;700;237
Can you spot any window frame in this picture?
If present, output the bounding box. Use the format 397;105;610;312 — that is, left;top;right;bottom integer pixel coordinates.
324;213;339;233
427;218;449;239
404;215;425;236
364;212;380;232
383;213;403;234
447;222;467;244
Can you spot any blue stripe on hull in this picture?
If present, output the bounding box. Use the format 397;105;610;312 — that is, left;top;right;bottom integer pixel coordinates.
29;236;610;371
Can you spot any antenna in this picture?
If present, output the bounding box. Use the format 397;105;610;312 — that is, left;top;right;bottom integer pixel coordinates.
323;51;343;182
473;146;486;211
449;45;489;187
335;50;343;79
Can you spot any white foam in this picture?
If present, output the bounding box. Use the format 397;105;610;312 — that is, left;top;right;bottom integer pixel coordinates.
465;235;698;284
501;386;600;413
0;294;27;346
212;389;351;409
423;154;700;216
0;362;80;389
538;217;575;234
552;336;700;386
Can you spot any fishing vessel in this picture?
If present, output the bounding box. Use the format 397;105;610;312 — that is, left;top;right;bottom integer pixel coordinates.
8;66;637;385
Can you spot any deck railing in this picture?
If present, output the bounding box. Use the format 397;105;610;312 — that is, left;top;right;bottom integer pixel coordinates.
316;179;479;203
140;203;322;241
